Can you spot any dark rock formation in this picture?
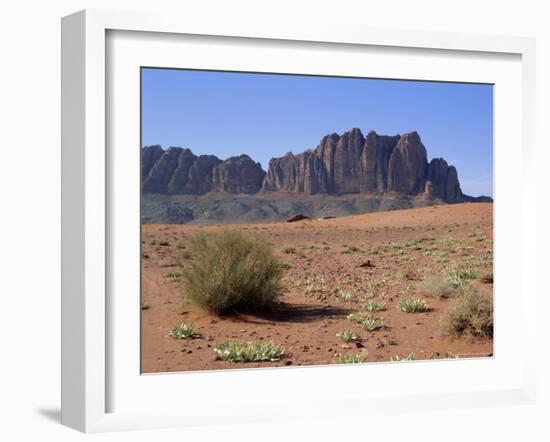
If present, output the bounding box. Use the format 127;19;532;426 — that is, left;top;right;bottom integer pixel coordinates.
212;155;265;193
142;128;469;204
387;132;427;194
360;131;401;193
141;145;164;180
286;214;310;223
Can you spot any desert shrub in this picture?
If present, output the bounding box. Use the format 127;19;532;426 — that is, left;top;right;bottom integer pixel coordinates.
398;298;430;313
183;230;282;314
214;340;284;362
416;275;455;299
439;287;493;338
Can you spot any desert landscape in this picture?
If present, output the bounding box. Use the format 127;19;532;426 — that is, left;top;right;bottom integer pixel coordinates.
141;201;493;373
140;71;493;373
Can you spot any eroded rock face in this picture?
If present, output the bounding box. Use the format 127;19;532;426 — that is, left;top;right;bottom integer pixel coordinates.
142;147;184;194
445;166;463;203
425;158;449;200
212;155;265;193
387;132;428;194
142;129;466;203
360;131;401;193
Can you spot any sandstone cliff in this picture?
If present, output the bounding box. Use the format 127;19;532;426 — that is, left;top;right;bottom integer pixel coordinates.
142;128;467;203
262;129;463;202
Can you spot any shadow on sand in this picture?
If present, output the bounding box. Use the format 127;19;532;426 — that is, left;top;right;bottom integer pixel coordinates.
231;303;354;324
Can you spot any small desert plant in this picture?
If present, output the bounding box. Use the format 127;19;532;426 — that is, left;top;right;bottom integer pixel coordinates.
283;247;297;254
163;271;183;281
341;245;360;254
336;330;359;342
347;310;372;324
416;275;455;299
168;323;199;339
439;287;493;338
336;290;353;302
214;341;284;362
183;231;282;314
334;353;365;364
362;301;386;312
391;352;416;362
445;264;479;289
362;316;382;331
398;298;430;313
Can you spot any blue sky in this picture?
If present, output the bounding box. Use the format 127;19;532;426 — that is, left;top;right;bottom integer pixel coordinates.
141;68;493;197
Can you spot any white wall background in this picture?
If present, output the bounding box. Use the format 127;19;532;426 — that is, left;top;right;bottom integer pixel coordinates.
0;1;548;441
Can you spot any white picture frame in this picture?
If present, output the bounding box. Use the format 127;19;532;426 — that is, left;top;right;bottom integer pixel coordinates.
61;9;538;433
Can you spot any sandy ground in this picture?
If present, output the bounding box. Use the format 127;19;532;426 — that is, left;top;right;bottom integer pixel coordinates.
141;203;493;373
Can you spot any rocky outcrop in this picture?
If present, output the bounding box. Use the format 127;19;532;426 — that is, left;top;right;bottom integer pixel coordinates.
142;128;467;203
262;129;463;203
212;155;265;193
387;132;428;194
360;131;401;193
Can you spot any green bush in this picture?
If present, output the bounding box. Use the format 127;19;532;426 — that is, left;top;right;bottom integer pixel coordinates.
183;230;282;314
439;287;493;337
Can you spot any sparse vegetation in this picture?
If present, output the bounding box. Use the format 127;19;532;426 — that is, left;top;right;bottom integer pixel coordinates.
334;353;365;364
336;290;353;302
444;264;479;289
336;330;359;342
214;341;284;362
398;298;429;313
341;245;360;254
183;231;282;314
392;352;416;362
362;315;382;331
163;271;183;281
347;311;371;324
439;286;493;338
362;301;386;312
416;275;455;299
168;323;199;339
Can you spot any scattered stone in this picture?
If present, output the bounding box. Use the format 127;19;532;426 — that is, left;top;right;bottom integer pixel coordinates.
359;260;376;268
286;214;310;223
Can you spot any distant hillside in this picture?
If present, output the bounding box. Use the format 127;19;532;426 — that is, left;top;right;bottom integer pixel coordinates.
141;128;491;224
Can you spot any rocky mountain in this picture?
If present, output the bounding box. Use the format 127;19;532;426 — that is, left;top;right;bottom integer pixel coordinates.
142;147;264;194
262;129;464;203
142;129;486;206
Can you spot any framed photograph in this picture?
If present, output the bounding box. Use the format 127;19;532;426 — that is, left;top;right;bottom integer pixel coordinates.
61;9;537;432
